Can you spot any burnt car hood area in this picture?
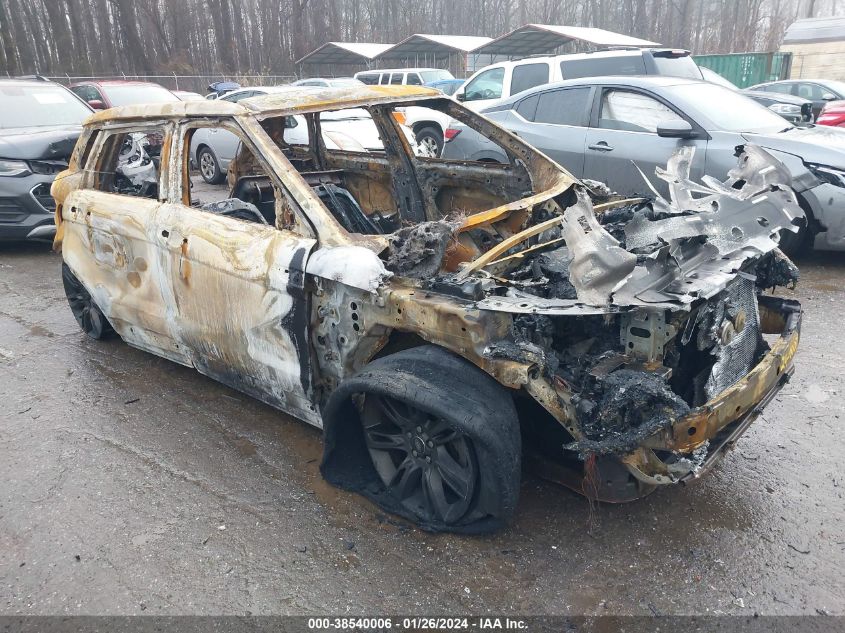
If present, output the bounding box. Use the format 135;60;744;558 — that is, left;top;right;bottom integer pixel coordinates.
52;88;803;533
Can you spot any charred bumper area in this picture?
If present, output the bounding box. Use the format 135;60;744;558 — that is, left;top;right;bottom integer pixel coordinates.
373;145;805;494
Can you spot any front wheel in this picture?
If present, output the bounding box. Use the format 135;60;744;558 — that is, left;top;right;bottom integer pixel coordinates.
320;345;521;533
62;263;113;340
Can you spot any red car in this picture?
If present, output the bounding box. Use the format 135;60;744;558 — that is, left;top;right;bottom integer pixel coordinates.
817;100;845;127
68;80;179;110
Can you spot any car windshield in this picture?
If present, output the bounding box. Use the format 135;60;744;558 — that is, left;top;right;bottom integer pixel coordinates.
822;80;845;96
420;70;453;83
651;54;704;79
100;84;179;107
668;82;789;132
435;81;462;95
0;84;91;129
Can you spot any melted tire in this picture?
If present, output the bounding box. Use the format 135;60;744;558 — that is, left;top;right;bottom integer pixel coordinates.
321;345;521;534
62;263;114;340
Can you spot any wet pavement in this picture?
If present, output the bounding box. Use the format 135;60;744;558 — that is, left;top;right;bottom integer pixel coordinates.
0;242;843;616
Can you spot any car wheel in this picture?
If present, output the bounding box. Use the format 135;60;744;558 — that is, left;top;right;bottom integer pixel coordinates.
61;263;114;340
320;345;520;533
415;126;443;158
198;146;223;184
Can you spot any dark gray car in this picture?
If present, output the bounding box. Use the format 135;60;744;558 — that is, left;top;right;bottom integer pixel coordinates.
443;76;845;251
748;79;845;118
0;78;92;241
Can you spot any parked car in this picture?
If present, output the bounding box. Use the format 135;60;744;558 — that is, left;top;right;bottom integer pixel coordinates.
68;80;179;110
816;100;845;127
206;81;241;99
172;90;205;101
190;86;405;184
443;75;845;251
354;68;454;86
54;85;802;533
0;77;92;241
748;79;845;118
358;70;461;157
425;79;464;95
292;77;364;88
454;48;703;113
743;90;813;125
405;49;705;159
699;67;813;124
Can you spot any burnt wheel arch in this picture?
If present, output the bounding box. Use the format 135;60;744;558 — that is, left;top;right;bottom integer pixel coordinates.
61;262;114;340
320;345;521;533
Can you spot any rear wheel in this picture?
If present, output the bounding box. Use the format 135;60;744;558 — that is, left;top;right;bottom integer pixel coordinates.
320;345;521;533
415;126;443;158
61;263;113;340
198;146;224;184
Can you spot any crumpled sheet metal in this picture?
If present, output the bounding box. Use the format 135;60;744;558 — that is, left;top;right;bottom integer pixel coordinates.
567;145;798;310
559;188;637;305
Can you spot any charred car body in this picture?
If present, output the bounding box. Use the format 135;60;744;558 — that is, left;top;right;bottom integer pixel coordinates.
53;86;802;533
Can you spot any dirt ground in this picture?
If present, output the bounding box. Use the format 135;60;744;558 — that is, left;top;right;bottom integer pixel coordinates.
0;240;843;617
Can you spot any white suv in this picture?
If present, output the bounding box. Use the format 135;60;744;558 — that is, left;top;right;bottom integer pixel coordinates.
355;69;459;157
354;68;454;86
455;48;704;111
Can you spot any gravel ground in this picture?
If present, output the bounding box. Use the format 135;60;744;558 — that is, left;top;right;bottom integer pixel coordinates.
0;241;843;617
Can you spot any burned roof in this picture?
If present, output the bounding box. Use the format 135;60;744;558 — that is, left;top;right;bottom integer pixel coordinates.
86;85;441;124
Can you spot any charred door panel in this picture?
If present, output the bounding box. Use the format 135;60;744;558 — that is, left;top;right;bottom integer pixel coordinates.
155;203;320;425
61;189;190;364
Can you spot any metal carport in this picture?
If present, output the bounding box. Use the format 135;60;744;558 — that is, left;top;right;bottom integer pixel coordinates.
473;24;659;58
296;42;393;76
375;34;493;76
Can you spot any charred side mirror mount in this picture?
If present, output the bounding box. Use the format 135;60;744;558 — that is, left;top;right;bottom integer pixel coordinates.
657;120;698;139
87;99;105;110
455;91;466;102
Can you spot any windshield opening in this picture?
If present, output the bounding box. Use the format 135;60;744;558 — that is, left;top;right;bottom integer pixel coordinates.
669;82;789;132
0;85;92;129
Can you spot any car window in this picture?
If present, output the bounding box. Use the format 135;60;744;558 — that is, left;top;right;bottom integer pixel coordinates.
515;94;539;120
0;84;92;128
186;123;311;235
407;73;423;86
420;70;453;83
463;67;505;102
92;126;166;199
649;53;703;79
794;83;815;99
222;90;253;102
357;74;378;85
561;55;646;79
763;83;793;95
532;87;591;126
510;63;550;95
599;90;682;133
390;73;404;85
71;85;102;103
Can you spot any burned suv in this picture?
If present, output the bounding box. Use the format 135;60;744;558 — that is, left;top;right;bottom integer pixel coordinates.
53;86;802;533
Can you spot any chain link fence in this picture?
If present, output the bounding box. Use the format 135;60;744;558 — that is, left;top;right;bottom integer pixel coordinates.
37;73;299;94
